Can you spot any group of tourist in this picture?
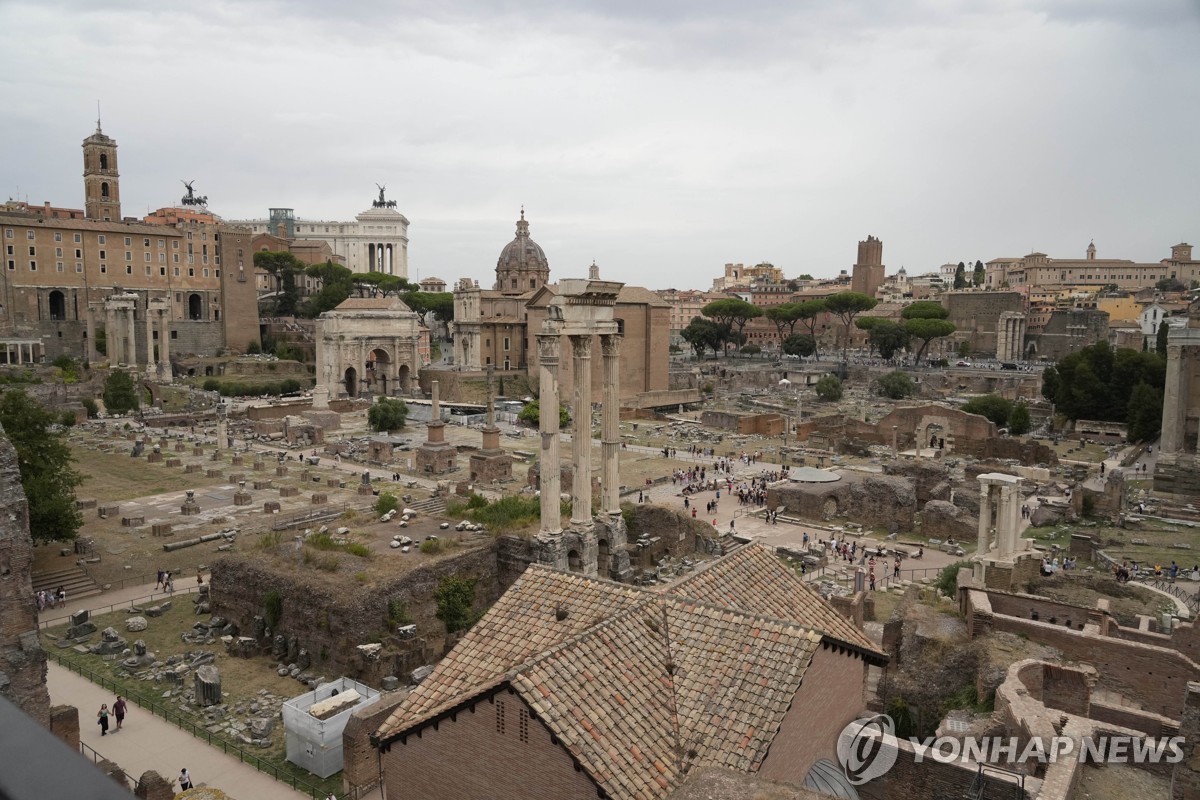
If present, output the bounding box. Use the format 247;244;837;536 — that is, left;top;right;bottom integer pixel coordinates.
35;587;66;611
1039;556;1078;576
1113;560;1200;584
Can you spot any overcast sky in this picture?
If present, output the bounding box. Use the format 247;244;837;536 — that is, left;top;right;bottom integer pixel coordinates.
2;1;1197;289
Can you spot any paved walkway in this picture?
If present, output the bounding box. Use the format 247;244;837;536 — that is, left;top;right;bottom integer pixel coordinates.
42;582;384;800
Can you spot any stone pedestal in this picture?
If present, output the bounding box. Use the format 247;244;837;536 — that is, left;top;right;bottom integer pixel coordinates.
193;446;203;456
279;486;299;498
184;464;201;474
174;442;186;453
121;515;145;527
229;473;245;484
210;451;223;462
231;455;244;467
311;493;328;505
326;477;342;488
98;504;120;518
263;501;281;513
181;490;201;516
276;466;289;477
253;479;273;490
358;484;374;496
206;469;223;479
146;451;163;463
165;458;181;467
151;523;173;537
415;380;458;474
253;460;266;472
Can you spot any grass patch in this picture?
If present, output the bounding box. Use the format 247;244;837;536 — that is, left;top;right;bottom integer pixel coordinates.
446;494;570;534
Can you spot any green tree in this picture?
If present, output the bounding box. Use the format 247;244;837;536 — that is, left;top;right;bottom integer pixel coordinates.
957;341;971;359
254;251;306;316
782;333;816;358
81;398;99;418
814;375;843;401
856;318;909;360
0;390;84;542
901;301;949;321
1127;382;1164;442
702;298;764;355
953;262;967;290
740;344;761;357
1156;277;1186;293
972;260;985;287
367;396;409;432
824;291;878;362
1043;342;1165;424
402;291;454;323
518;398;570;428
796;274;814;281
1008;402;1031;435
793;300;828;359
875;371;916;400
435;575;478;633
961;394;1014;427
102;371;139;415
904;318;957;366
680;317;724;359
765;303;803;343
1157;321;1170;356
299;261;355;317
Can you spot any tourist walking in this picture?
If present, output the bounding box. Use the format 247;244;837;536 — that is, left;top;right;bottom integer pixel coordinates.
113;696;126;731
178;769;194;791
97;703;110;736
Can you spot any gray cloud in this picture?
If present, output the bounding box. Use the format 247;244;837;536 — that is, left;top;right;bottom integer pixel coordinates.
1;0;1197;288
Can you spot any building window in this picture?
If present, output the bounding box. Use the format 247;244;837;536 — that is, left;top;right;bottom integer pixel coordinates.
174;267;180;276
172;240;179;249
496;699;505;734
26;230;34;240
159;253;165;263
173;254;179;264
54;232;62;242
126;265;132;274
74;233;81;243
28;246;35;256
126;251;132;261
57;262;63;272
98;235;105;244
171;330;177;340
158;239;165;248
3;229;11;238
55;247;62;258
214;270;220;278
485;356;492;365
75;249;81;258
160;267;166;276
99;250;106;260
188;268;195;277
76;263;83;273
6;260;13;270
143;252;150;262
145;266;151;276
202;268;209;277
4;245;10;255
518;707;529;743
503;337;510;351
100;264;106;273
124;236;131;246
29;260;36;271
143;238;150;247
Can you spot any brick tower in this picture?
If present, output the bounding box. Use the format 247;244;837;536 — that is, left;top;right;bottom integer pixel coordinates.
850;235;885;298
82;119;121;222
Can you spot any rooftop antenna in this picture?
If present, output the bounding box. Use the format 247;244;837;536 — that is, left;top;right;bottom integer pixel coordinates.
96;100;102;133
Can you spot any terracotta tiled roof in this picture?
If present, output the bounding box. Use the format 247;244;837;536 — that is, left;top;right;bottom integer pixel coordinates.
382;568;646;727
333;296;414;312
670;544;878;654
375;546;883;799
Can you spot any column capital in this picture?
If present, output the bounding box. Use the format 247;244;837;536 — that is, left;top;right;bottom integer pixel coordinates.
570;334;593;359
601;333;622;358
536;333;560;363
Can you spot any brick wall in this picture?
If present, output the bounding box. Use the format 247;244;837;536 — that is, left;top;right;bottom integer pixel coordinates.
167;320;223;357
342;691;407;796
49;704;78;750
858;739;1030;800
759;643;867;785
210;542;503;681
381;689;599;800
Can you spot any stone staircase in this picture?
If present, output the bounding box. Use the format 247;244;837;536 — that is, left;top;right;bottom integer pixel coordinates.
32;565;101;600
409;496;447;516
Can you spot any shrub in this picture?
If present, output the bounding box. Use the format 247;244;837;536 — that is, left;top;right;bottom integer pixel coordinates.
344;542;372;558
935;561;971;597
375;493;399;515
263;591;283;630
435;575;478;633
874;370;916;400
387;598;413;626
814;375;843;402
368;397;409;432
81;398;99;418
103;371;140;415
202;378;220;392
58;411;77;427
419;538;443;555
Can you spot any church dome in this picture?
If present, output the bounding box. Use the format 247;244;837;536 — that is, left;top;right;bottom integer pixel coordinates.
497;209;548;273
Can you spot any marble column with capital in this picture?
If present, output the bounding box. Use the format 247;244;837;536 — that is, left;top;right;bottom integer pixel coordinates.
125;307;137;366
570;335;593;524
85;305;98;365
537;333;562;535
144;304;155;373
601;334;621;514
158;309;171;377
1161;344;1186;455
976;485;993;557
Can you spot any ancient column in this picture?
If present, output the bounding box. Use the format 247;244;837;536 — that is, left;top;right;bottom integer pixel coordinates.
86;305;98;364
1161;344;1186;455
125;306;138;366
158;308;171;375
538;333;562;535
144;304;155;371
600;334;621;514
570;335;593;524
998;485;1015;556
891;425;899;456
976;484;993;556
430;379;440;421
104;305;117;364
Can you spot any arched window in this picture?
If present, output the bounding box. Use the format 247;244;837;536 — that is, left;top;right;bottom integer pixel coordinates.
188;293;202;320
100;182;110;198
48;290;66;321
99;153;108;170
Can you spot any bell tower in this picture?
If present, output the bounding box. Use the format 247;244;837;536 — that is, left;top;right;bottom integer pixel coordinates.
82;119;121;221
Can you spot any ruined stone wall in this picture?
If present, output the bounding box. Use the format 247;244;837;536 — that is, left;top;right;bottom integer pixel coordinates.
767;473;917;531
0;423;49;727
342;690;408;797
623;504;724;569
955;436;1058;465
858;739;1031;800
210;543;502;682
